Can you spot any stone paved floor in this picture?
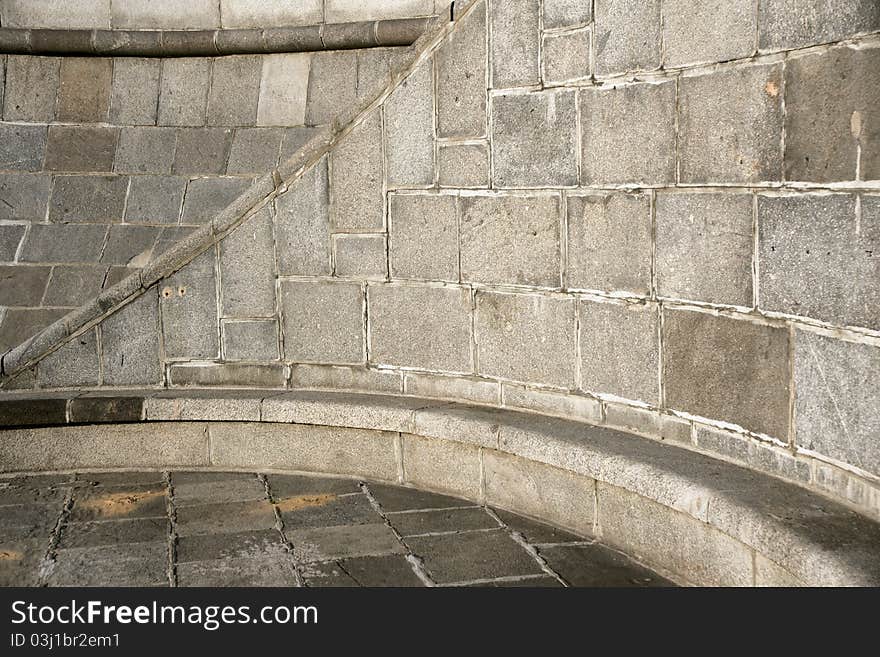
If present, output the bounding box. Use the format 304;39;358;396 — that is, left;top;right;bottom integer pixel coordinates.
0;471;673;587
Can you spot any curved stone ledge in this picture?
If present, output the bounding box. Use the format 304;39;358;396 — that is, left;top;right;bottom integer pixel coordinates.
0;389;878;586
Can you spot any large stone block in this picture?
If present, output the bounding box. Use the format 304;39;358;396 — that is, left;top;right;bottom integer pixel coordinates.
662;0;755;67
161;250;220;359
48;175;128;223
663;309;790;439
227;128;284;174
593;0;661;75
758;193;877;329
401;434;481;501
42;265;106;307
437;143;489;188
37;330;99;388
110;58;161;126
566;193;651;295
0;266;50;307
180;177;250;224
207;56;262;127
389;193;458;281
280;280;364;364
542;28;591;84
543;0;592;28
57;58;112;123
19;224;107;264
475;291;576;387
1;0;111;29
0;308;66;351
111;0;220;29
679;63;783;183
0;225;25;262
656;191;754;306
168;363;286;388
579;300;659;405
368;284;472;372
334;234;387;280
492;90;578;188
124;176;186;224
219;207;276;317
436;1;486;138
100;225;160;265
173;128;234;175
305;51;358;127
275;157;331;275
324;0;433;22
330;112;384;231
384;59;434;188
45;126;119;173
114;127;176;175
158;58;211;127
100;290;162;385
0;124;47;172
759;0;880;51
460;193;560;288
3;56;59;122
490;0;539;88
221;0;322;28
579;82;676;185
222;319;279;361
0;174;51;221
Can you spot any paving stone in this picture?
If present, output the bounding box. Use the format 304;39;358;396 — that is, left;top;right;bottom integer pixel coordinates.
101;289;162;385
19;223;107;263
45;125;119;173
759;0;880;51
180;177;250;224
663;309;790;439
302;554;423;587
42;265;108;307
158;58;212;126
330;112;385;231
223;320;280;361
287;523;403;562
60;518;168;550
662;0;755;68
256;53;310;127
0;265;50;306
388;507;497;536
680;63;784;184
207;55;262;126
177;555;297;587
470;575;562;587
173;128;234;175
280;493;379;530
490;0;539;88
367;484;468;514
264;477;358;503
49;175;129;223
124;176;187;224
593;0;660;75
0;309;66;351
368;284;471;372
0;399;65;429
541;543;671;587
174;477;266;507
114;127;176;175
324;0;433;21
579;81;676;185
493;509;582;545
0;502;60;535
36;330;100;387
172;472;258;485
543;28;590;84
389;193;458;281
334;234;387;280
2;56;59;122
437;142;489;188
436;1;486;138
112;0;220;29
354;48;396;102
176;499;276;537
227;128;283;174
56;57;112;122
275;157;331;275
0;123;47;171
0;538;45;586
0;484;65;508
219;207;275;316
543;0;592;28
162;250;219;359
68;397;145;423
305;50;358;127
47;541;168;586
385;59;434;188
0;174;51;221
110;58;161;125
100;225;160;266
460;193;560;287
176;528;286;563
280;279;364;364
69;484;167;522
475;290;576;387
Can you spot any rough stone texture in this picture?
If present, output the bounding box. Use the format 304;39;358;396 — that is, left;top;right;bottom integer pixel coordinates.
503;385;601;423
227;128;283;174
679;64;784;184
662;0;756;67
460;194;560;288
110;58;161;125
406;372;499;404
305;51;357;127
663;309;790;439
656;191;754;307
0;225;26;261
49;175;128;223
437;143;489;188
124;176;186;224
388;506;498;536
168;363;286;388
180;177;250;224
100;290;161;385
19;224;107;264
401;433;481;500
331;112;385;231
221;0;323;28
593;0;661;75
324;0;433;22
604;404;692;444
0;266;50;307
389;193;458;281
114;127;176;175
100;225;160;265
0;309;66;351
543;0;592;29
436;1;486;138
543;29;591;84
158;58;212;127
280;280;364;364
541;541;672;587
207;56;262;127
161;251;219;360
36;330;99;387
1;0;112;29
579;82;676;185
759;0;880;51
275;157;331;275
112;0;220;29
0;174;51;221
368;284;472;372
291;364;402;394
334;234;387;280
45;126;118;173
222;320;279;361
579;300;659;405
219;208;276;317
57;58;112;123
0;124;47;172
566;193;651;295
385;60;434;188
784;47;880;182
3;56;59;122
173;128;234;175
475;291;575;387
492;90;577;188
490;0;539;88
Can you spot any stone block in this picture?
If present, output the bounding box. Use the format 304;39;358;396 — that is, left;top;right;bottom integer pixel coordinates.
219;207;276;317
57;58;112;122
69;396;144;424
280;126;324;161
0;124;47;172
114;127;176;175
368;284;472;372
280;280;364;364
388;506;498;536
579;300;659;405
502;385;601;423
330;112;385;231
1;0;111;29
176;556;298;587
656;191;754;306
413;405;502;449
158;58;212;127
542;28;591;84
0;309;66;351
3;56;59;122
221;0;322;28
288;523;403;563
405;372;500;405
0;266;50;307
389;193;458;281
604;404;693;444
207;56;262;127
693;425;809;483
579;81;676;185
36;330;99;387
19;224;108;264
758;193;877;329
110;58;161;125
475;291;576;387
45;126;119;173
173;128;234;175
275;157;331;275
436;1;486;138
543;542;673;587
385;60;434;188
161;250;219;359
566;193;651;295
334;234;387;280
146;391;265;421
111;0;220;29
168;363;286;387
490;0;539;88
263;392;430;433
354;48;396;102
124;176;187;224
305;51;358;127
662;0;755;67
759;0;880;51
176;499;276;537
593;0;661;75
47;542;167;587
543;0;591;28
180;177;250;224
0;225;26;261
60;518;168;550
0;398;67;427
663;309;790;439
222;320;280;361
437;143;489;188
290;364;402;393
679;63;784;183
48;175;129;223
0;174;51;221
100;225;160;266
324;0;434;22
401;433;481;501
100;290;162;385
460;193;560;287
227;128;283;174
256;53;310;127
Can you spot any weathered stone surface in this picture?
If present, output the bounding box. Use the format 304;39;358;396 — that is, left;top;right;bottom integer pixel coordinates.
275;157;330;275
543;0;591;28
334;234;387;280
0;124;47;171
47;542;167;587
475;291;576;387
566;193;651;295
227;128;283;174
60;518;169;550
256;53;310;127
368;284;472;372
693;424;809;484
436;1;486;138
177;555;297;587
181;177;250;224
662;0;755;67
579;300;659;404
0;225;26;261
302;554;423;587
401;433;481;500
19;224;108;264
460;193;560;287
3;56;59;122
158;58;212;127
494;509;580;544
0;309;66;351
112;0;220;29
389;193;458;281
161;250;219;359
437;143;489;188
281;280;364;364
279;492;378;529
57;57;112;122
0;174;51;221
1;0;111;29
305;50;358;126
290;364;402;393
543;542;672;587
37;330;99;387
176;499;276;537
543;28;590;84
168;363;286;388
114;127;176;175
656;191;754;306
207;55;262;127
389;506;497;536
579;81;676;185
110;58;161;125
385;60;434;188
679;64;784;184
330;112;384;231
45;126;118;172
175;477;264;508
49;175;129;223
220;207;276;317
759;0;880;51
100;290;162;385
222;320;279;361
490;0;539;88
288;522;403;563
663;309;790;439
0;266;50;306
593;0;661;75
173;128;234;175
124;176;186;224
100;225;160;265
221;0;322;28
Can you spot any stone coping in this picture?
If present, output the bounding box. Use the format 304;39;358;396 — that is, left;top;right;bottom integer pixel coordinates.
0;388;878;586
0;18;430;56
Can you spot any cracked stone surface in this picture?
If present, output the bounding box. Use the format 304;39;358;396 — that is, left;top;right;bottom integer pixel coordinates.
0;470;673;587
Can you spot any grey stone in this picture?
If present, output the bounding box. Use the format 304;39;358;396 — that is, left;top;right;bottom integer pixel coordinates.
542;543;671;587
153;226;196;258
219;207;275;316
60;518;168;550
436;1;486;138
492;90;578;188
176;528;284;563
460;193;560;287
355;48;397;102
1;0;111;29
70;483;167;522
566;193;651;295
302;554;424;587
158;58;212;127
368;284;472;372
543;0;592;28
330;111;385;231
287;523;404;562
114;127;176;174
662;309;790;439
0;399;66;428
180;177;250;224
334;234;387;280
656;191;754;306
275;157;331;275
758;193;877;329
100;225;160;266
490;0;540;88
223;320;280;361
679;63;784;184
662;0;755;67
124;176;187;224
280;280;364;364
256;53;310;127
0;225;26;261
174;477;266;507
593;0;660;75
110;58;161;125
385;59;434;188
161;250;219;359
493;509;581;545
47;542;167;587
176;499;276;537
207;55;262;127
305;50;358;127
56;57;112;122
112;0;220;29
3;56;59;122
0;124;47;171
36;330;100;387
268;474;362;499
389;193;458;281
759;0;880;51
173;128;234;175
579;81;676;185
0;174;51;221
290;363;402;394
0;265;50;306
177;555;298;587
42;265;107;306
168;363;286;387
279;492;378;529
368;483;473;512
45;126;119;173
502;385;602;423
227;128;283;174
68;397;145;424
101;289;162;385
542;28;591;84
474;290;576;387
401;435;478;500
280;126;324;162
0;309;67;351
388;507;498;536
49;175;129;223
437;142;489;188
19;224;107;263
325;0;433;21
579;300;659;404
